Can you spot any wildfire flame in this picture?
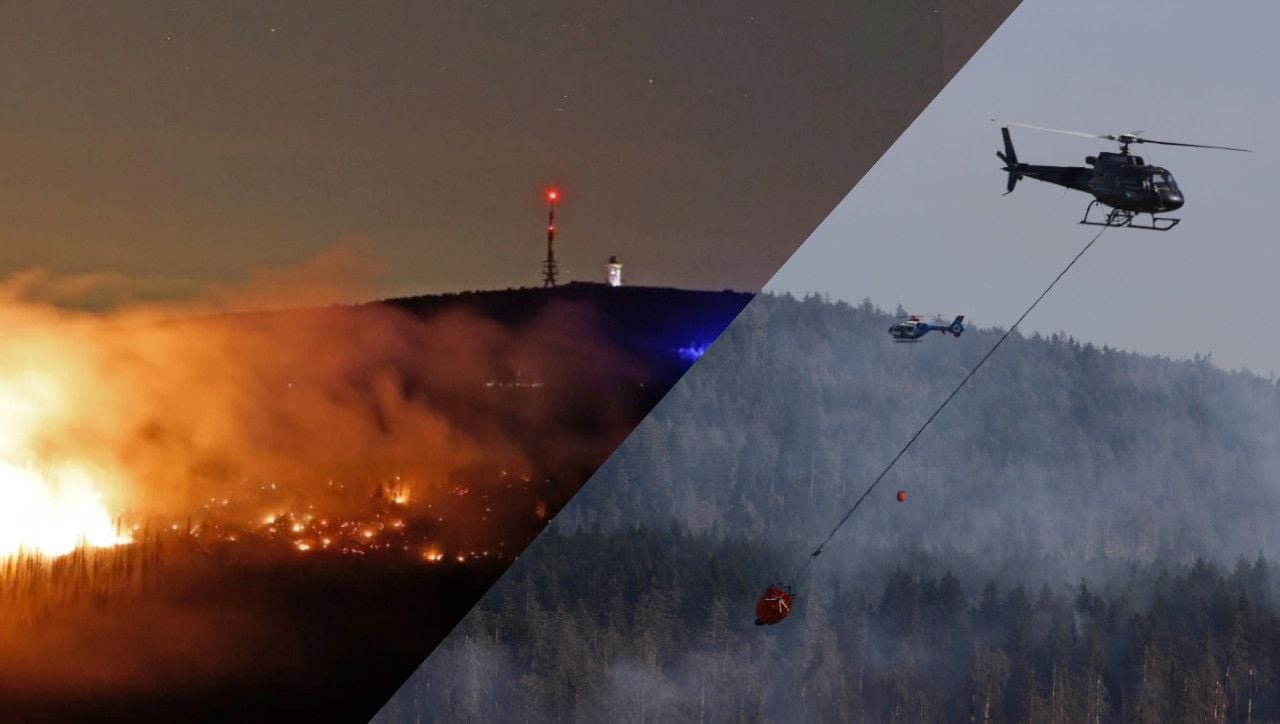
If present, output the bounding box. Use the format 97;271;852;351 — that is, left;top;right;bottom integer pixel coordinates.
0;461;130;559
0;329;131;560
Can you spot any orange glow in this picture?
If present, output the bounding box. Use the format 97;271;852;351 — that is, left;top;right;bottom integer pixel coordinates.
0;248;592;572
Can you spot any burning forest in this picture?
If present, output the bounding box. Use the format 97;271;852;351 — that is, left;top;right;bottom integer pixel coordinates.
0;278;750;722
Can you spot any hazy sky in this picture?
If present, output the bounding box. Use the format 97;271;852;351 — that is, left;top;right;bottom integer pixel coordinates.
768;0;1279;376
0;1;1016;303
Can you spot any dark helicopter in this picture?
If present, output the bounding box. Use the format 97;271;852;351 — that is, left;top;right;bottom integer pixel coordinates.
997;122;1249;231
889;314;965;343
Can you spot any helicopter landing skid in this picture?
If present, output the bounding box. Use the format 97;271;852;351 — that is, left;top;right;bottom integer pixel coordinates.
1080;200;1180;231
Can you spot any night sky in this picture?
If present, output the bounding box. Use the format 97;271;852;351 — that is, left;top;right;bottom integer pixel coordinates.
0;1;1018;306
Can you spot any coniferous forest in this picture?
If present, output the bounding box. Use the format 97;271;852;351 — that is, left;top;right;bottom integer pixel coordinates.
377;293;1280;723
386;531;1278;723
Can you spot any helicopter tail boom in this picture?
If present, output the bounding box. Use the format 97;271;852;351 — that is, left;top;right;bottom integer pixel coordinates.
997;127;1022;194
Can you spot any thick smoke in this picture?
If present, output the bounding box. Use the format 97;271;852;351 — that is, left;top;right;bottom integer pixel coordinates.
0;244;641;523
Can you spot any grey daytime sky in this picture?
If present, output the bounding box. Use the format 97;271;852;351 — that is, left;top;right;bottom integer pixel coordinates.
766;0;1279;376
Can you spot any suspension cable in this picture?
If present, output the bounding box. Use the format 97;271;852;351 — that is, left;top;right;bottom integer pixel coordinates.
792;226;1108;581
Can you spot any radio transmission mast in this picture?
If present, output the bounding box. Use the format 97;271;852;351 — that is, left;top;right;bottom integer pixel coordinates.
542;188;559;287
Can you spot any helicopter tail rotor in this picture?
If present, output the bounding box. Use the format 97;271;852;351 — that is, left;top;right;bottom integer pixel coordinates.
997;127;1022;195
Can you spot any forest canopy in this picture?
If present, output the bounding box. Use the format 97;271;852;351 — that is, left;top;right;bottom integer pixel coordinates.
378;292;1280;723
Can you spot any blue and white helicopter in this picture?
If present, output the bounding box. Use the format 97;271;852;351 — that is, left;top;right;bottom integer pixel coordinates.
888;314;965;343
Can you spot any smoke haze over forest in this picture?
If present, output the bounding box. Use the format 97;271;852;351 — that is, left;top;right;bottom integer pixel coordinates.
380;292;1280;722
558;294;1280;574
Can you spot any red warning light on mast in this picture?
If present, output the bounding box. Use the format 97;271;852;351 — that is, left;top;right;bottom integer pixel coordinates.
542;186;560;287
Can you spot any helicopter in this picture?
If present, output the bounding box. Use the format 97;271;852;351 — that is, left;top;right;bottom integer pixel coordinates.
888;314;965;343
997;122;1249;231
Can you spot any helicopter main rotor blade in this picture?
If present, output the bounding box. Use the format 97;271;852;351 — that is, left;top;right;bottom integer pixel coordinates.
993;119;1251;152
993;120;1107;140
1132;137;1251;152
